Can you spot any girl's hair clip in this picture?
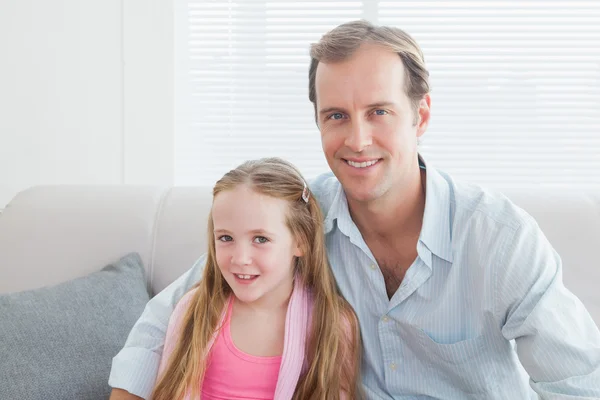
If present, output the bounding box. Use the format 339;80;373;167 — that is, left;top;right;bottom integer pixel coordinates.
302;182;310;203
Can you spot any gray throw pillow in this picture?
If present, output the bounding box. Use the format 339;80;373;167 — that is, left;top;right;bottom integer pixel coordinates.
0;253;150;400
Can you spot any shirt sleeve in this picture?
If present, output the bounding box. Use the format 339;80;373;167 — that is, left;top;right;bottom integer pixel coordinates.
108;254;207;399
496;216;600;397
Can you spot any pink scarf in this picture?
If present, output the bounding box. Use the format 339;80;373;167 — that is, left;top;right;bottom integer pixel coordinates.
158;278;313;400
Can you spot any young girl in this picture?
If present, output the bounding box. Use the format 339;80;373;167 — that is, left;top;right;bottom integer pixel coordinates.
151;158;362;400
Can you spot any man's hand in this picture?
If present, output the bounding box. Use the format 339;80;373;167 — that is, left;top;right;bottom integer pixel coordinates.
109;388;144;400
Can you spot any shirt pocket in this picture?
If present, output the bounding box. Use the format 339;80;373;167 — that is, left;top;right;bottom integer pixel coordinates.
414;327;487;364
406;325;499;395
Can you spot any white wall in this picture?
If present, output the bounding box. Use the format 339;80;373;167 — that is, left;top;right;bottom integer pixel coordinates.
0;0;174;209
123;0;174;186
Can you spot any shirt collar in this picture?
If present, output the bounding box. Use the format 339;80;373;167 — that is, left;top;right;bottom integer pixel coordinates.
323;154;454;265
419;155;454;264
323;182;347;235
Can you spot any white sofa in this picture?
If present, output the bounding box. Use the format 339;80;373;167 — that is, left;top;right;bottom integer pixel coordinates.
1;184;599;319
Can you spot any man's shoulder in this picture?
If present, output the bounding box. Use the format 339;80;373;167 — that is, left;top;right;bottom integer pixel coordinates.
308;171;341;217
446;172;536;236
441;171;550;281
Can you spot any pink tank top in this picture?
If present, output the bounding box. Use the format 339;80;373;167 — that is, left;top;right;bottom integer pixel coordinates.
201;297;282;400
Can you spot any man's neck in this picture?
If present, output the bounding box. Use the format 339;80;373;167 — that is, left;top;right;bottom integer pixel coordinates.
348;167;426;242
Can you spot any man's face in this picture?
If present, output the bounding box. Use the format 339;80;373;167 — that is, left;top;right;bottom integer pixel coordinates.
315;43;430;205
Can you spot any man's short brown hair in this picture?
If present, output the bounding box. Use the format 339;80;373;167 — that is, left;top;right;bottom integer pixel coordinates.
309;19;430;124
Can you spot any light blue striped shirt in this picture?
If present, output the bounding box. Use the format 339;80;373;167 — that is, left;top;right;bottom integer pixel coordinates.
110;159;600;399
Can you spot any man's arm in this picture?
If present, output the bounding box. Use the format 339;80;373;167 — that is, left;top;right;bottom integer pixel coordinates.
496;217;600;397
108;254;206;399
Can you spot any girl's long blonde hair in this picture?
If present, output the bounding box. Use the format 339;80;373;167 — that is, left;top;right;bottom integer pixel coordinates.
151;158;362;400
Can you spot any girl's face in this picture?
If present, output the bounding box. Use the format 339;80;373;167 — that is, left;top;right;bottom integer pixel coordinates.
212;185;303;308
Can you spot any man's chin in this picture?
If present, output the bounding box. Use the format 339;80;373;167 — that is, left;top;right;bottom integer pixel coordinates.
333;167;386;202
343;183;382;205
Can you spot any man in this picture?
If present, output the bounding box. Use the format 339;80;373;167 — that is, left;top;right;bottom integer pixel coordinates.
110;20;600;399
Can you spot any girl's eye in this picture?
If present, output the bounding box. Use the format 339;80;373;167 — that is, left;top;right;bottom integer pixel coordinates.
373;109;388;116
328;112;345;120
253;236;269;244
218;235;233;242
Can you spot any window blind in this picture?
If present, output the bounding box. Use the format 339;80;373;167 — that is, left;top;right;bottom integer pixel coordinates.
175;0;600;188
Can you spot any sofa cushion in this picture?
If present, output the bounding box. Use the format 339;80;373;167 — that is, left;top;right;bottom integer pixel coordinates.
0;253;150;400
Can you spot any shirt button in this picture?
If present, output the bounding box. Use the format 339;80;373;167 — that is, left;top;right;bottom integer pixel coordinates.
369;264;376;270
382;316;389;322
390;363;397;370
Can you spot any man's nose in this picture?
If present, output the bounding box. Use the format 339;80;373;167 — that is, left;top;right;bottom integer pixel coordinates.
231;243;252;266
344;119;372;153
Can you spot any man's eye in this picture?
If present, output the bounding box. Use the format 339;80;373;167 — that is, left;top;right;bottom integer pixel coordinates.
253;236;269;244
218;235;233;242
328;112;345;120
374;109;388;116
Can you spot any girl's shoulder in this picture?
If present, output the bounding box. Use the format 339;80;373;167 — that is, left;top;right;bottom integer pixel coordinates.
180;287;199;305
171;287;200;320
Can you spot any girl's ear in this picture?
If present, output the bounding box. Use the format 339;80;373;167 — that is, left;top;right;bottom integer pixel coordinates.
293;240;304;258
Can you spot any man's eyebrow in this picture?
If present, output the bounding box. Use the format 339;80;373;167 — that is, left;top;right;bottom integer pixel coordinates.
318;106;346;116
366;101;396;109
318;102;397;116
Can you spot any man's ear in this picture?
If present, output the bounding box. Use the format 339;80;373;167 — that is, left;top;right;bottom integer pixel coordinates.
416;94;431;137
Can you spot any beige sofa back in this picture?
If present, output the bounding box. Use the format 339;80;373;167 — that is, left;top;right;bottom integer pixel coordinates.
0;186;211;296
0;185;599;325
